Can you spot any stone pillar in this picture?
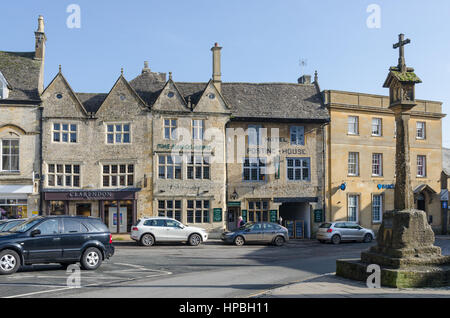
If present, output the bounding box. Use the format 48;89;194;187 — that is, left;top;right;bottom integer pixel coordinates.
394;112;414;210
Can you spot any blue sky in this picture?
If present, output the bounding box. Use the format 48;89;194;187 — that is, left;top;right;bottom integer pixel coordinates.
2;0;449;147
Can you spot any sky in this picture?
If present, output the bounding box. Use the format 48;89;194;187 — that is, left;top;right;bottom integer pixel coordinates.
2;0;449;147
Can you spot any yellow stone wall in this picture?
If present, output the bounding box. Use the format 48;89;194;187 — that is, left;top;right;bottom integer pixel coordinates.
325;90;444;233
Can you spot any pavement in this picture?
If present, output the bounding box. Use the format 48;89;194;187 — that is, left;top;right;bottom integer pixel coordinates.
254;273;450;298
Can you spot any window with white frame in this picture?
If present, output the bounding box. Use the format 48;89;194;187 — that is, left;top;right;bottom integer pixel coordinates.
286;158;310;181
187;156;210;180
248;125;262;146
290;126;305;145
348;152;359;176
348;195;359;222
372;195;383;223
192;120;204;140
102;164;134;187
248;200;269;222
158;200;182;221
187;200;210;223
158;155;182;179
53;123;77;143
47;164;80;187
106;123;130;144
1;139;19;172
372;118;382;136
164;119;177;140
372;153;383;176
348;116;359;135
243;157;266;181
417;155;426;177
416;122;426;140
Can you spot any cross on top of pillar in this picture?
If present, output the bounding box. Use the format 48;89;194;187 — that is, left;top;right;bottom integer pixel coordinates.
393;33;411;72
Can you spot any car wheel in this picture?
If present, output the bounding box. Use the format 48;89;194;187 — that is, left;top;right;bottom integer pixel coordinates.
188;234;202;246
363;233;373;243
80;247;102;270
331;234;341;245
140;234;155;247
234;236;245;246
0;250;20;275
273;236;285;247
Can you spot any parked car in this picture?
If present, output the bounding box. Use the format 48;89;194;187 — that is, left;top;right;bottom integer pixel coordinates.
0;219;27;232
221;222;289;246
316;222;376;244
0;216;114;275
130;217;208;246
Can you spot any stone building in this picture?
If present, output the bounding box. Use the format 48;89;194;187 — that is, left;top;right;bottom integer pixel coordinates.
324;90;446;233
0;16;44;219
224;75;329;239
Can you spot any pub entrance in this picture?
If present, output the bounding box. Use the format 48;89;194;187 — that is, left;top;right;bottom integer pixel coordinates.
279;202;311;239
227;206;241;231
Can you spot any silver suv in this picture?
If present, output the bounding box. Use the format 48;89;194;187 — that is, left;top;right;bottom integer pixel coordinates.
130;217;208;246
316;222;375;244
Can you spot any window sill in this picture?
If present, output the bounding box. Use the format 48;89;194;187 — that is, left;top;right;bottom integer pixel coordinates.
0;171;21;175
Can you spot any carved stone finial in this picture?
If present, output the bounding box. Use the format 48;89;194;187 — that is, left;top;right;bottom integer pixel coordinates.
169;72;172;80
59;65;61;72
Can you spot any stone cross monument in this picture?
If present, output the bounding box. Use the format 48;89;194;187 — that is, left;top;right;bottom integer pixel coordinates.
336;34;450;288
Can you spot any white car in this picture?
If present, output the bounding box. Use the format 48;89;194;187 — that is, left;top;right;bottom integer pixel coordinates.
130;217;208;246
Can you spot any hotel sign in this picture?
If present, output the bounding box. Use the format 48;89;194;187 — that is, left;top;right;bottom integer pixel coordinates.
68;191;113;199
246;147;307;155
157;144;212;151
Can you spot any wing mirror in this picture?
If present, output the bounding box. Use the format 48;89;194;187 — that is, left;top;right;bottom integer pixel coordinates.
30;229;41;237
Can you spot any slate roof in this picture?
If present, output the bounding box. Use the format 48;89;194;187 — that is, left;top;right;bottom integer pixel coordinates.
443;148;450;176
126;71;328;121
0;51;41;101
76;93;108;113
69;67;329;121
222;82;328;120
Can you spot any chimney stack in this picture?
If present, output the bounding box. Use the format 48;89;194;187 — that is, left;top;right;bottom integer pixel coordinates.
211;42;222;92
34;15;46;94
297;75;311;84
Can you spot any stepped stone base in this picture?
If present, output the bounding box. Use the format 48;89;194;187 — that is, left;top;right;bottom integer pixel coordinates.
336;210;450;288
336;259;450;288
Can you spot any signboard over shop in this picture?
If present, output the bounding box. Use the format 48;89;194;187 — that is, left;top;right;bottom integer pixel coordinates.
44;190;137;201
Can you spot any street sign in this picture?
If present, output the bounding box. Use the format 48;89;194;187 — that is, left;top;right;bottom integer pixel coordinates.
213;208;222;222
314;209;323;223
269;210;278;223
443;201;448;210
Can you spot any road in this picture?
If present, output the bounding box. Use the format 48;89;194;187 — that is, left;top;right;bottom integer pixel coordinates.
1;238;450;298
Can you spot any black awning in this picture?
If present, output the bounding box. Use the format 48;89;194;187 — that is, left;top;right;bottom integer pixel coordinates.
274;197;318;203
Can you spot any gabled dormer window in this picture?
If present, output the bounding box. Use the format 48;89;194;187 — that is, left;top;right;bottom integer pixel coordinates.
0;71;10;99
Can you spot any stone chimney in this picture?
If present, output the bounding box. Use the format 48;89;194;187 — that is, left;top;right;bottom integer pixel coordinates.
211;42;222;92
297;75;311;84
34;15;46;94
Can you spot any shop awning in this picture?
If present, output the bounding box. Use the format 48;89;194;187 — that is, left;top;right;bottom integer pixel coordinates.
274;197;318;203
0;185;33;194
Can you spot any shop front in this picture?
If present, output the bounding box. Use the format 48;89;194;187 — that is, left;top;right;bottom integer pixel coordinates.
0;185;36;219
43;189;140;233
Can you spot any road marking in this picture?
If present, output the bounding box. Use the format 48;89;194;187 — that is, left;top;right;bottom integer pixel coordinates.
3;263;172;298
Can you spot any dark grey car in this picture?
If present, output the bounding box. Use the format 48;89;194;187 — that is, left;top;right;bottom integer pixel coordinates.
221;222;289;246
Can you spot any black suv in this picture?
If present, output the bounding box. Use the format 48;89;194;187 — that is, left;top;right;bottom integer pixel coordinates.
0;216;114;275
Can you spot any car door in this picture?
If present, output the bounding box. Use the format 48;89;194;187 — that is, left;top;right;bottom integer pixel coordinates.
164;219;186;242
61;218;89;260
262;223;277;242
344;222;360;240
24;218;62;262
243;223;264;242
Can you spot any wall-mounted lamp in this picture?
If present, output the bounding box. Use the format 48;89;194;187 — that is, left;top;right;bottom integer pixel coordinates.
231;189;238;200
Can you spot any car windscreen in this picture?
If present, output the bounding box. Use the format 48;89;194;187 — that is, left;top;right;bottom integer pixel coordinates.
2;220;25;232
8;218;43;233
319;223;332;229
